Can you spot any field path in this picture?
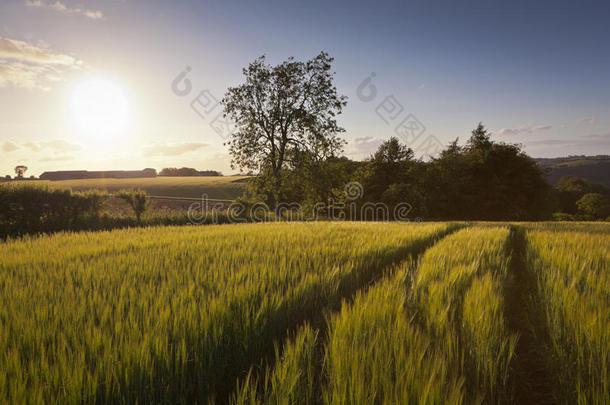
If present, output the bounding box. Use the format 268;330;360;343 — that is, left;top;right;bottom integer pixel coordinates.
229;224;464;404
505;227;557;404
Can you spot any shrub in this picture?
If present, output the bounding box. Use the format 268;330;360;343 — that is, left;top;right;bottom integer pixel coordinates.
115;189;149;222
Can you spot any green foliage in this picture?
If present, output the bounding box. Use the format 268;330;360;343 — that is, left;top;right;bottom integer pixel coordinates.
159;167;221;176
222;52;347;207
0;183;107;237
116;189;149;222
245;123;555;220
553;212;577;221
352;137;428;218
427;124;554;220
575;192;610;219
555;176;610;214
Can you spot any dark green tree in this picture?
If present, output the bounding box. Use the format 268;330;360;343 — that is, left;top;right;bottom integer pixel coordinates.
428;123;554;220
576;193;610;219
556;176;610;214
355;137;427;218
222;52;347;207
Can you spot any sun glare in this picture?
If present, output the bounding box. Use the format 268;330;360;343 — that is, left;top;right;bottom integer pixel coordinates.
69;78;130;139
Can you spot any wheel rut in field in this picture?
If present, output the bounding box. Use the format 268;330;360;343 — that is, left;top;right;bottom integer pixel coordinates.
505;227;557;404
225;224;464;404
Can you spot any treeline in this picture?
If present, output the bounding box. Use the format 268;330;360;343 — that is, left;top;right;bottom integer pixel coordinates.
159;167;222;177
0;185;222;239
245;124;608;221
0;185;106;236
554;176;610;220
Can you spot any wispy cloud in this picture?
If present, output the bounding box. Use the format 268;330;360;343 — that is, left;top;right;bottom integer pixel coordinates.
2;140;20;152
528;139;578;146
498;124;552;136
0;37;80;89
39;155;76;162
141;142;208;157
576;117;596;125
527;133;610;148
0;37;75;65
23;140;82;153
581;132;610;140
25;0;104;20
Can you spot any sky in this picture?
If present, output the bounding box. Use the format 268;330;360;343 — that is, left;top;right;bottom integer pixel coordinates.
1;0;610;176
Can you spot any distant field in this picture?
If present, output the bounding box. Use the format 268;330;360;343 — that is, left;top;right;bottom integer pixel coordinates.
28;176;250;200
0;221;607;404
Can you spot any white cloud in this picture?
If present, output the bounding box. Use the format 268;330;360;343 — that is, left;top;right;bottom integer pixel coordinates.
25;0;104;20
345;136;385;158
0;37;79;89
141;142;208;157
2;140;20;152
498;124;552;136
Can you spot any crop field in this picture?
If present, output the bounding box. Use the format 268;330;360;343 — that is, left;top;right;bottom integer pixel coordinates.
0;222;608;404
24;176;250;200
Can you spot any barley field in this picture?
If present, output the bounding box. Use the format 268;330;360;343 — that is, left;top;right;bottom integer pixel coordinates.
0;222;608;404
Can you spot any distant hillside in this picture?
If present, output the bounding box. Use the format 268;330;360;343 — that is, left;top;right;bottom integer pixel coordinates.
534;155;610;186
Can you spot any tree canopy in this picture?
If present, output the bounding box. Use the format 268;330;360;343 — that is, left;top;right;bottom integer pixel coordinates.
222;52;347;206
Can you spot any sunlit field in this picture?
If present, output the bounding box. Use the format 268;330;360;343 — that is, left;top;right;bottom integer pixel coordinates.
24;176;250;200
0;222;608;404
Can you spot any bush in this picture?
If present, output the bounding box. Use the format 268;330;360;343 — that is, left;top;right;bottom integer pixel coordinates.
115;189;149;223
0;183;107;237
552;212;577;221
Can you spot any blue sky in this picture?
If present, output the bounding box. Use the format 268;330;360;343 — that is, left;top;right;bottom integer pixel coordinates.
1;0;609;175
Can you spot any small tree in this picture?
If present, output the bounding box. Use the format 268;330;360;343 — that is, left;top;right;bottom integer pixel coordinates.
14;165;27;179
116;190;149;222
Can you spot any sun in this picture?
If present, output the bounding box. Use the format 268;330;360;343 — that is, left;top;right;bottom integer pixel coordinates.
69;78;130;139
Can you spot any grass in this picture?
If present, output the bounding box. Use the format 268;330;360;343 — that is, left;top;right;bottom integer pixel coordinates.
232;226;518;404
407;227;517;403
0;222;448;404
0;221;608;404
22;176;250;200
525;227;609;404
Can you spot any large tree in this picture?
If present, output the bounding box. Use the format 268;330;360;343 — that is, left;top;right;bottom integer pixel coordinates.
222;52;347;206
